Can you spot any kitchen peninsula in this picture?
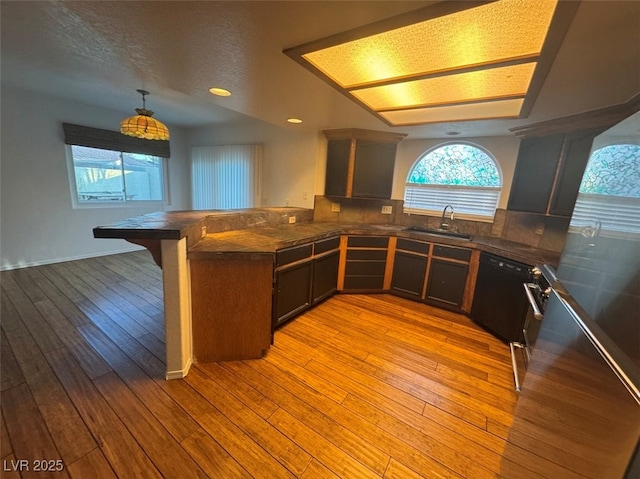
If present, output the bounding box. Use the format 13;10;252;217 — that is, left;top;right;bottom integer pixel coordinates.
94;207;560;379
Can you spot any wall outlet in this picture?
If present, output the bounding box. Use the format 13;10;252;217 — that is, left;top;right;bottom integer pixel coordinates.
331;202;341;213
288;216;296;224
303;191;308;201
534;226;545;235
381;205;393;214
201;225;207;237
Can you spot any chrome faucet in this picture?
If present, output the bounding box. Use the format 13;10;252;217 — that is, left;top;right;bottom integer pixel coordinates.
440;205;454;230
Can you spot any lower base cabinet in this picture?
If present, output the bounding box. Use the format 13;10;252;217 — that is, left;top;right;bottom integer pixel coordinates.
342;236;390;291
391;251;428;298
273;236;340;329
426;258;469;309
274;260;313;327
312;250;340;304
190;256;273;362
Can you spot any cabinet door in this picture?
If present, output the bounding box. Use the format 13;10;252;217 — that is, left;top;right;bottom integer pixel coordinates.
426;259;469;309
325;139;351;197
274;261;312;327
391;251;427;298
312;251;340;304
549;130;598;217
352;141;396;199
507;134;565;214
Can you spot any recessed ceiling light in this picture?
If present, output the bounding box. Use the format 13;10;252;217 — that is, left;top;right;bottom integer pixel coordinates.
285;0;578;126
287;118;303;124
209;87;232;97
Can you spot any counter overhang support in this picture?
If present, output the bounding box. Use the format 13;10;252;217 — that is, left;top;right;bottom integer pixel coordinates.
161;238;193;379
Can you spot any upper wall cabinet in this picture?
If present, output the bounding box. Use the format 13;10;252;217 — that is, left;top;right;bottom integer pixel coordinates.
324;128;406;199
507;130;600;217
508;95;639;217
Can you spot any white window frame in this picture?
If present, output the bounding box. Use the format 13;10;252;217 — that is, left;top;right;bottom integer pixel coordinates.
403;142;502;222
66;145;169;209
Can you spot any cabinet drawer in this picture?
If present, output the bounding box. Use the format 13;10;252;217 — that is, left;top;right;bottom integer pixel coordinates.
343;276;385;290
314;236;340;255
346;249;388;261
345;261;386;276
396;238;430;254
347;236;389;248
432;244;471;262
276;243;313;267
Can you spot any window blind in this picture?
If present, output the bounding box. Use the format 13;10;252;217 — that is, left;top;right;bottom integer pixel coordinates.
571;193;640;235
63;123;170;158
404;184;500;218
191;144;263;210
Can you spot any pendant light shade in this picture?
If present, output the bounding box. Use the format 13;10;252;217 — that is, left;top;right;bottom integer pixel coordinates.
120;89;170;141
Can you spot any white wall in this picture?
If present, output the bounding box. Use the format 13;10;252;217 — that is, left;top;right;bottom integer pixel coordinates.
393;136;521;209
0;84;524;270
0;85;190;270
187;122;320;209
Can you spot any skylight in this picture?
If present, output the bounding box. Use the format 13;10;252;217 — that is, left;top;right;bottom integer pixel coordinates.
285;0;578;126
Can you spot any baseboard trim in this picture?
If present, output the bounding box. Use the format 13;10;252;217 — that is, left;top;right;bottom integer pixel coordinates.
0;245;145;271
165;357;193;380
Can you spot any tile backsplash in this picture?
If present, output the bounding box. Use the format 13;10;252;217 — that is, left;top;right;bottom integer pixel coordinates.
313;195;569;252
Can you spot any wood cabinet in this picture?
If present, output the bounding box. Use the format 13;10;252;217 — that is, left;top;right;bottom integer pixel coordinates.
389;239;473;312
312;250;340;304
273;236;340;328
426;259;469;309
274;258;313;327
190;255;273;362
323;128;406;199
390;238;430;299
507;129;600;217
341;235;390;291
425;245;472;310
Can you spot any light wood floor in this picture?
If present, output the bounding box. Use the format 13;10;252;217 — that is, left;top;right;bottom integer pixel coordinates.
1;250;523;479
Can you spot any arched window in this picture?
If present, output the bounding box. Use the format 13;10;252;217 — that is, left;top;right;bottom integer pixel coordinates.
571;143;640;234
404;143;502;219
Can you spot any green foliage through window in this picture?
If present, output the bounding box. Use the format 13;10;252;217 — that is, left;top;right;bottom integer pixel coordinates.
404;143;502;218
408;144;500;187
578;144;640;197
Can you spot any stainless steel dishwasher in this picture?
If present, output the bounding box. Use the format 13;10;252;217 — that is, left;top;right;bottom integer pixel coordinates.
470;252;532;343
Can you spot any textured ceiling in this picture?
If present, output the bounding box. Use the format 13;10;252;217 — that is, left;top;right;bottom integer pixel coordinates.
1;1;638;139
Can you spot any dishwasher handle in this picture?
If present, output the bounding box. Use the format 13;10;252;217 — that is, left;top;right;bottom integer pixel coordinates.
523;283;543;320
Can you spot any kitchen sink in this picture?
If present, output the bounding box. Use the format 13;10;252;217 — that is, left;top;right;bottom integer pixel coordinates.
404;226;472;240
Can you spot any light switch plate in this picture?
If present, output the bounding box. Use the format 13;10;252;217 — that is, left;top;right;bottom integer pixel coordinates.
381;205;393;214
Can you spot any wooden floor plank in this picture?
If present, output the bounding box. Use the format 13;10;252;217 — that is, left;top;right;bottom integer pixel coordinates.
187;366;312;475
93;372;208;479
65;449;118;479
180;429;252;479
76;322;199;443
1;383;69;479
223;357;463;479
268;407;384;479
45;347;164;479
1;251;542;479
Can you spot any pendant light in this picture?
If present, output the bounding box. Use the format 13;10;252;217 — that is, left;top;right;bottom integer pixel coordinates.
120;89;170;141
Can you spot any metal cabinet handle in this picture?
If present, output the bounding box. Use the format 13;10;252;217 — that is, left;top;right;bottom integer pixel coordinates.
523;282;543;320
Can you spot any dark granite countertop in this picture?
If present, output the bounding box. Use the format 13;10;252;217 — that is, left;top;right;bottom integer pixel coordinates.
189;223;343;259
93;207;314;240
189;221;561;267
94;209;560;267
